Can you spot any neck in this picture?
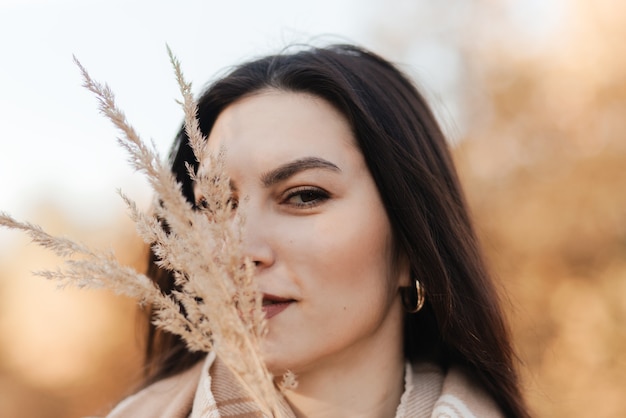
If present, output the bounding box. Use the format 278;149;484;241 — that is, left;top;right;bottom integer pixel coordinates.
285;350;405;418
282;310;406;418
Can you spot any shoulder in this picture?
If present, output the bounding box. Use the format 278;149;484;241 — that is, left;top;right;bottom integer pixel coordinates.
104;353;211;418
432;366;504;418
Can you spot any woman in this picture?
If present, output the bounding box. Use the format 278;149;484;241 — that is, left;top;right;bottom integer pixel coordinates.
109;44;529;417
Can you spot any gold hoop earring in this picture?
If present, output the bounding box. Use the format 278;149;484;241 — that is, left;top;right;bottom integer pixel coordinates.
401;279;425;313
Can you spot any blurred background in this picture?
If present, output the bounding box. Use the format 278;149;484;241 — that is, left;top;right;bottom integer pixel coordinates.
1;0;624;416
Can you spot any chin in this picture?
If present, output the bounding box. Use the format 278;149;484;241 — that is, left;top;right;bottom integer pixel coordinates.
261;342;298;376
261;348;286;375
260;329;317;376
261;341;284;375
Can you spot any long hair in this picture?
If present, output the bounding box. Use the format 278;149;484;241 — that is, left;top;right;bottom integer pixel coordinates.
144;44;529;417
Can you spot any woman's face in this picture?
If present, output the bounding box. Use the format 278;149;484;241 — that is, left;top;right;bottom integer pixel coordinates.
203;90;408;375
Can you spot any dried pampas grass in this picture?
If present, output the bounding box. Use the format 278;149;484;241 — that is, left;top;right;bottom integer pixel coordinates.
0;47;289;417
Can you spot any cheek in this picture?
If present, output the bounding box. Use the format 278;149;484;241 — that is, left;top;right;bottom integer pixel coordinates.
287;206;395;293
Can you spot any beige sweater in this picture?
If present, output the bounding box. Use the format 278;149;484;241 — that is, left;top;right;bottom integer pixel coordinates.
106;352;503;417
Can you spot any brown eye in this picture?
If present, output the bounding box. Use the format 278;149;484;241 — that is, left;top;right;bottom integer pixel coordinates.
195;197;209;210
226;197;238;210
196;196;238;213
284;187;329;208
295;191;320;203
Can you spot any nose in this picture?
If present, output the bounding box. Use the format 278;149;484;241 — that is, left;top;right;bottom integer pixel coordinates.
243;238;275;270
239;205;275;270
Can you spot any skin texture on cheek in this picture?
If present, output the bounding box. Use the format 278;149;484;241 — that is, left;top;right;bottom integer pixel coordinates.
261;188;402;375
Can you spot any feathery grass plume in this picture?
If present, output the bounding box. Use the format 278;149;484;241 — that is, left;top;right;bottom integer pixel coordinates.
0;212;209;351
278;370;298;392
0;50;290;416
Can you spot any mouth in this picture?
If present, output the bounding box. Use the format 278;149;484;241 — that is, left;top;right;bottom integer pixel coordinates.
262;294;295;319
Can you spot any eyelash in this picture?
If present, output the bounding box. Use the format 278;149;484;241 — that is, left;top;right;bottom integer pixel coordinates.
282;186;330;208
196;188;329;211
195;196;238;211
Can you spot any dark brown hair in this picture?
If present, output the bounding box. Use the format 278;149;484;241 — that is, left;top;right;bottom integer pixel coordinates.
145;44;529;417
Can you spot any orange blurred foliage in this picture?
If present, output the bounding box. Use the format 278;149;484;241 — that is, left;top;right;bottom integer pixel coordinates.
453;1;626;416
0;208;148;417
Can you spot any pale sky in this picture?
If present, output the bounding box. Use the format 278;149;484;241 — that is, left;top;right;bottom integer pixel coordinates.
0;0;376;229
0;0;565;242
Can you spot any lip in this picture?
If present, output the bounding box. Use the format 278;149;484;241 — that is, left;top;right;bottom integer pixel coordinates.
262;293;295;319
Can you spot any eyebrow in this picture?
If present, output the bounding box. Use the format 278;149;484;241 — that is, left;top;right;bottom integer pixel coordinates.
260;157;341;187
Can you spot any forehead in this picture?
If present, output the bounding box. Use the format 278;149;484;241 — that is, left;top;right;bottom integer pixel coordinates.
206;90;359;165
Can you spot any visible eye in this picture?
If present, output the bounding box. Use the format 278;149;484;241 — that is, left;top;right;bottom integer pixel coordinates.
282;187;330;208
194;196;238;212
226;197;238;210
195;197;209;210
